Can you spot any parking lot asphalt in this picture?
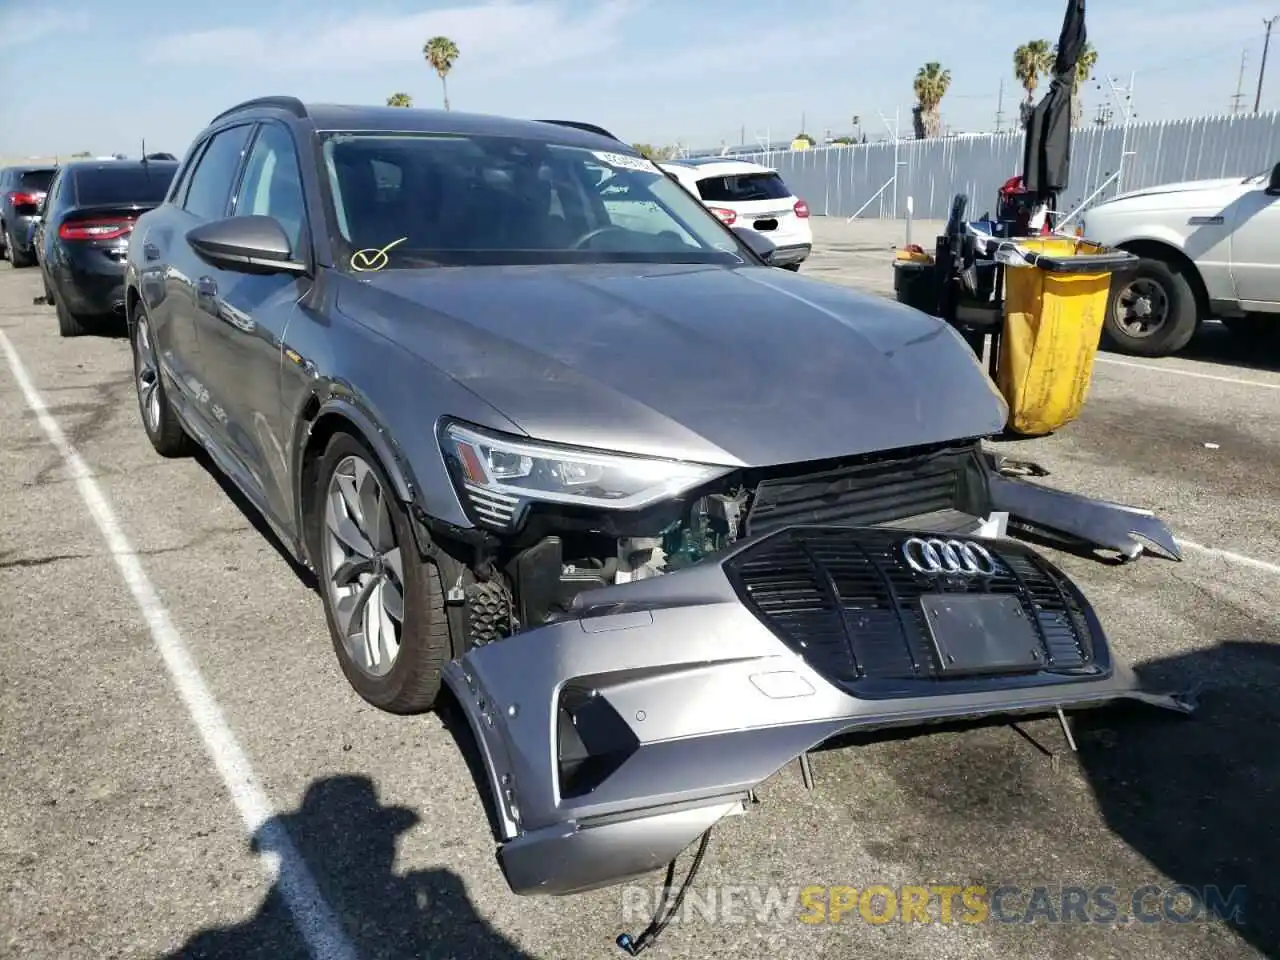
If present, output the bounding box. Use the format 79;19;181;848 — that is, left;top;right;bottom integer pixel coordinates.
2;224;1278;960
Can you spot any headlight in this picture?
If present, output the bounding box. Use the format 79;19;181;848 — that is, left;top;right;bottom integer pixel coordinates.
440;421;732;528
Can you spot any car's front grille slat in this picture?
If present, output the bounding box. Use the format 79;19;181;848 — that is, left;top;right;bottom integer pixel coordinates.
744;443;979;536
726;527;1097;693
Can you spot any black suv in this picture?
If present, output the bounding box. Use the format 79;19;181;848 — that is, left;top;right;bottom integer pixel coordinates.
1;164;57;266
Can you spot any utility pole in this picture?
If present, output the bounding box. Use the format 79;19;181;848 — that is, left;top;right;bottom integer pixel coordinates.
994;77;1005;133
1257;16;1277;113
1232;48;1249;114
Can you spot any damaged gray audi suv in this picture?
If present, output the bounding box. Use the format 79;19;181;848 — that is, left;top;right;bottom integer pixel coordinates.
125;97;1194;901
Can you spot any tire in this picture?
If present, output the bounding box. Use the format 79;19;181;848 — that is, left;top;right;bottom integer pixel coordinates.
130;307;191;456
1102;257;1200;357
6;229;33;268
310;431;452;714
56;297;93;337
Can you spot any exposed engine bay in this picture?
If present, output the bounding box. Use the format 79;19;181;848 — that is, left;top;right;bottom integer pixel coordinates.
447;437;1179;649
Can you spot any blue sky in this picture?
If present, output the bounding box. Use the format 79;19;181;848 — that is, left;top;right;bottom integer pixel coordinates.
2;0;1277;158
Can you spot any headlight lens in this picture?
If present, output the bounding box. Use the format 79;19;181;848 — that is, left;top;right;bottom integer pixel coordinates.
441;422;732;528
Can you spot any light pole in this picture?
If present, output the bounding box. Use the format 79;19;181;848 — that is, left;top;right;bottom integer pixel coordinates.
1257;16;1277;113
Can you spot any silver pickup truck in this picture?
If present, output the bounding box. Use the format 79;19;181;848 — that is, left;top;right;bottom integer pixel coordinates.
1080;160;1280;357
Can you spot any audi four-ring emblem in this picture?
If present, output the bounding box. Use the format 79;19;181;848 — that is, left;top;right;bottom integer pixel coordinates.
901;537;998;576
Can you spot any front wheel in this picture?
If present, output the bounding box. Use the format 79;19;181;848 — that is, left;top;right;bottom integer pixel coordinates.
311;432;453;714
1102;257;1200;357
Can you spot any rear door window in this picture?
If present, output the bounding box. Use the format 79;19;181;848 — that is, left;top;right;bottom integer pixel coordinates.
695;171;792;203
74;166;178;206
182;124;254;220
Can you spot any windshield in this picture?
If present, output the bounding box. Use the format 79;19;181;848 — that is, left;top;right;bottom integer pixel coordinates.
319;132;749;270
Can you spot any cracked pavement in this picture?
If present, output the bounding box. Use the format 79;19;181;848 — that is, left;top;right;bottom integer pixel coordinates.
1;223;1278;960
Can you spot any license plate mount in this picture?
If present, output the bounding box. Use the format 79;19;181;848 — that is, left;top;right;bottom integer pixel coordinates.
919;593;1043;675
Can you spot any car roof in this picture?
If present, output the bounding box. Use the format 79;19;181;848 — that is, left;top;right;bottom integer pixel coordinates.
4;164;58;173
212;99;637;156
660;158;777;177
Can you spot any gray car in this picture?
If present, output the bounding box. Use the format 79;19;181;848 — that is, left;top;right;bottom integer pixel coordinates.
124;97;1194;904
1;163;57;266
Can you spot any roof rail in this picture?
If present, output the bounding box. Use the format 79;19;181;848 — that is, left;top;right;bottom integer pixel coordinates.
209;96;308;126
536;119;621;142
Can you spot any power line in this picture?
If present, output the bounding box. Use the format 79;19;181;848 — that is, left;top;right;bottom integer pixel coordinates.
1257;16;1277;113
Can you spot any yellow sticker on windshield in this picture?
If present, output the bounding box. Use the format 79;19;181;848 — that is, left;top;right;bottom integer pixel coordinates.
350;237;407;272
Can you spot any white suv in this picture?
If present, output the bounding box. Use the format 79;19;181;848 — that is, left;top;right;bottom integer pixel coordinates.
1081;161;1280;356
659;158;812;270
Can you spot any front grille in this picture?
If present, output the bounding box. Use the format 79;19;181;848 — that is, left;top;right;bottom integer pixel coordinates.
743;442;984;536
724;527;1097;691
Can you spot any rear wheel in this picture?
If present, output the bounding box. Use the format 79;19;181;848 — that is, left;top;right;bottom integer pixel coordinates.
1102;257;1200;357
131;307;191;456
5;229;33;268
55;297;93;337
311;432;452;714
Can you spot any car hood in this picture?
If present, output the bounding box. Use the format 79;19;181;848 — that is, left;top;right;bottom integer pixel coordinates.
338;263;1008;467
1098;176;1248;206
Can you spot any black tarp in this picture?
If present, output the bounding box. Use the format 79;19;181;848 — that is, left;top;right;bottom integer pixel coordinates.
1022;0;1086;198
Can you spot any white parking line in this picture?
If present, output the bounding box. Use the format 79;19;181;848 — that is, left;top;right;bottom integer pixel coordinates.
0;331;358;960
1096;356;1280;391
1177;537;1280;577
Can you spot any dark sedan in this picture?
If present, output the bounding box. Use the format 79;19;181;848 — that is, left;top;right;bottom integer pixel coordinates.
124;97;1193;902
1;164;57;267
37;158;178;335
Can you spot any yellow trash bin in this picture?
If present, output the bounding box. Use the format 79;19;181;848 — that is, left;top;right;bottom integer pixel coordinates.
996;236;1136;436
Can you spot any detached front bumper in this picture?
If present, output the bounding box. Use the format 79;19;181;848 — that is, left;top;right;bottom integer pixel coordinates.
442;524;1193;897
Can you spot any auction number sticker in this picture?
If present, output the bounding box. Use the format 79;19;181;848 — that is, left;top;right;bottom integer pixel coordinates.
592;151;660;173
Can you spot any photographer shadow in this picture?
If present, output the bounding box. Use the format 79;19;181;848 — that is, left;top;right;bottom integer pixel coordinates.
159;774;537;959
1073;639;1280;957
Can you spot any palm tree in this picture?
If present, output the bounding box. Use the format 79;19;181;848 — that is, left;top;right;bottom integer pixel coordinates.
1053;40;1098;127
912;62;951;139
1013;39;1053;128
423;36;460;111
386;92;413;108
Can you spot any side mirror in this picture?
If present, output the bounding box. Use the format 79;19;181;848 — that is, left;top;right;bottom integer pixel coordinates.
730;225;777;265
1268;162;1280;196
186;215;308;276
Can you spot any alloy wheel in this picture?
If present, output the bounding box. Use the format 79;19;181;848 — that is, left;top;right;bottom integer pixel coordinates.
1113;278;1169;339
323;455;405;678
133;316;162;433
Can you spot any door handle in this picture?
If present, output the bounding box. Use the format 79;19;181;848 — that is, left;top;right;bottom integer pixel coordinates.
144;242;160;261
